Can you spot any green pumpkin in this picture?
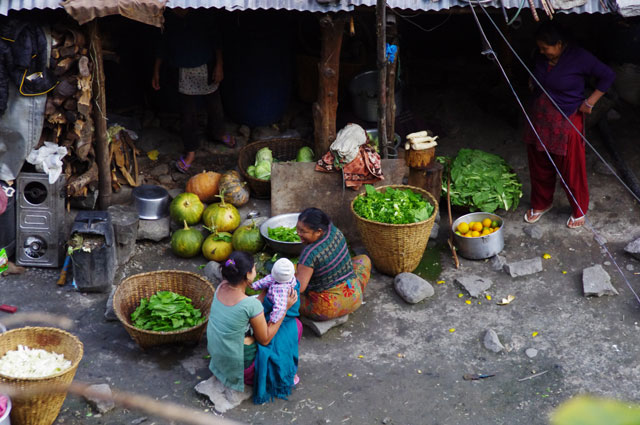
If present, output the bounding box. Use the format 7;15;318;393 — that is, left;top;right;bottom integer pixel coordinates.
232;223;264;254
202;232;233;262
170;193;204;225
220;180;250;207
171;221;204;258
202;197;241;232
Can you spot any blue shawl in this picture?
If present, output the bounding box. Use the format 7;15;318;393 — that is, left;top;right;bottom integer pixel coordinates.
253;281;300;404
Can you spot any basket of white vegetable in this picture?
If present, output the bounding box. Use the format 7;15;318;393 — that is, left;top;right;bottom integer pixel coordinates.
0;327;83;425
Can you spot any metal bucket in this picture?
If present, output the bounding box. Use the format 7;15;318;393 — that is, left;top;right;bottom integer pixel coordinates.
349;70;402;122
452;212;504;260
0;396;11;425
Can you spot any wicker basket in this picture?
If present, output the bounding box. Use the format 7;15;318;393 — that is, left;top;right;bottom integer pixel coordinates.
0;327;84;425
351;185;439;276
113;270;215;349
238;138;311;199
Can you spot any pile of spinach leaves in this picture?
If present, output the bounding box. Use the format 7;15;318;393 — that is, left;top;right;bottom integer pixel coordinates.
131;291;205;332
438;149;522;213
353;184;434;224
268;226;301;242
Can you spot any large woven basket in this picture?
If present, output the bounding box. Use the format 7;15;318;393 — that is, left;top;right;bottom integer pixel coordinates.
351;185;439;276
0;327;83;425
238;138;311;199
113;270;214;349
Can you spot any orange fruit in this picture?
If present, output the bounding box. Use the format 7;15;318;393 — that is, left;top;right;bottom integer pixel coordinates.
482;218;492;228
482;228;491;236
491;220;499;228
471;230;481;237
457;222;470;234
472;222;483;232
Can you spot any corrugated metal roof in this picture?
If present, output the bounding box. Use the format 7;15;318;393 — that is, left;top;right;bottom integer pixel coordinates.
0;0;611;15
353;0;610;13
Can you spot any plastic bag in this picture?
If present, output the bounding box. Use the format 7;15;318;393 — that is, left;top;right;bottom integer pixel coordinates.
26;142;67;184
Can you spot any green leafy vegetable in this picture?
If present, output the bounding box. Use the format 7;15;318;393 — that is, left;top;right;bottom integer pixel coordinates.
268;226;301;242
131;291;205;332
353;185;434;224
255;147;273;164
437;149;522;213
296;146;315;162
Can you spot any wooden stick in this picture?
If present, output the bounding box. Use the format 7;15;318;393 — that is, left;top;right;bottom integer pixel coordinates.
518;370;549;382
528;0;540;21
446;163;460;269
0;381;243;425
376;0;388;159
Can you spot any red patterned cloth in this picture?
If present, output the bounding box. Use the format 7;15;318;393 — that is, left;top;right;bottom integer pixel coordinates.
0;187;7;215
315;145;383;190
524;95;584;156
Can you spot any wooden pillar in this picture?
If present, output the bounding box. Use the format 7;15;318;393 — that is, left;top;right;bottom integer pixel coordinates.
89;20;111;210
385;16;398;153
376;0;388;159
313;14;346;158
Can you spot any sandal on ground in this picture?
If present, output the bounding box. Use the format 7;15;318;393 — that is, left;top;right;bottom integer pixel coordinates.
567;215;585;229
173;157;191;174
523;206;552;224
293;374;300;386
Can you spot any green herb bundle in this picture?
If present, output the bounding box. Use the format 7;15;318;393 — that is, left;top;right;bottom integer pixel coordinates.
268;226;301;242
438;149;522;213
131;291;205;332
353;185;434;224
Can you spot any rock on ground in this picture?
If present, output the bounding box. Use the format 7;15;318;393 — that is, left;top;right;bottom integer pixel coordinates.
483;329;505;353
150;163;170;177
168;188;182;199
525;348;538;358
523;225;544;240
137;216;170;241
490;255;507;271
203;261;223;287
300;315;349;337
454;275;493;298
429;222;440;240
624;238;640;261
240;216;267;229
394;273;435;304
195;375;251;414
84;383;115;414
504;258;543;278
583;264;618;297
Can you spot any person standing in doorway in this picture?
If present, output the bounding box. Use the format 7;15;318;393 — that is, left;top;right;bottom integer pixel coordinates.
151;8;235;174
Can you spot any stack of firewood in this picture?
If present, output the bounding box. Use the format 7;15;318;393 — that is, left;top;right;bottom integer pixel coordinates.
43;23;96;198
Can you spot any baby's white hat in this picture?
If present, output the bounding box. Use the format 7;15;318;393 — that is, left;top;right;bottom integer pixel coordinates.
272;258;295;284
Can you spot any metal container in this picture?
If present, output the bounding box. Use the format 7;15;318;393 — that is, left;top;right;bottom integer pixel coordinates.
132;185;169;220
259;213;304;256
452;212;504;260
0;182;16;259
365;129;401;159
0;396;11;425
349;70;402;122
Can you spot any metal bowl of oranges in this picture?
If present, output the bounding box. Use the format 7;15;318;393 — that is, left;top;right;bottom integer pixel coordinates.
452;212;504;260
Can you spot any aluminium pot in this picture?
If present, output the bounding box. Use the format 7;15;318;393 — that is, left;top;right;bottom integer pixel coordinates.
452;212;504;260
132;185;169;220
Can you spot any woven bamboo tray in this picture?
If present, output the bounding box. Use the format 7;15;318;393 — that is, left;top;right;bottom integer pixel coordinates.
0;327;83;425
351;185;439;276
113;270;214;349
238;138;311;199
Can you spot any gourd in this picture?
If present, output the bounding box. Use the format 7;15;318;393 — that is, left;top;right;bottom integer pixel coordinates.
219;170;250;207
202;231;233;262
232;222;264;254
171;221;204;258
169;193;204;225
185;171;222;203
202;195;241;232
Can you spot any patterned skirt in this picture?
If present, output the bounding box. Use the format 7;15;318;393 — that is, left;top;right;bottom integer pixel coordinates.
299;255;372;321
178;64;219;96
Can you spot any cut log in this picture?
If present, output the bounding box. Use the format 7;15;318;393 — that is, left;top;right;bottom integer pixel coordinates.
78;56;90;78
77;73;92;117
54;57;76;76
47;112;67;125
312;14;347;158
59;44;79;58
53;78;77;98
408;161;443;202
67;161;99;198
74;117;94;161
63;97;77;110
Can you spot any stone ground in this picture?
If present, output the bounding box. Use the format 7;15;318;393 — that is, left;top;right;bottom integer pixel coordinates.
2;59;640;425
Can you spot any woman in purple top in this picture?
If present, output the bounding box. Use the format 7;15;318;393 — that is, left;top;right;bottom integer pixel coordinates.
523;22;615;229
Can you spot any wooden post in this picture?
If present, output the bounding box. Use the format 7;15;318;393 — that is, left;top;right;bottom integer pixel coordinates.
89;20;111;210
408;162;444;203
313;14;346;159
376;0;388;159
386;16;398;154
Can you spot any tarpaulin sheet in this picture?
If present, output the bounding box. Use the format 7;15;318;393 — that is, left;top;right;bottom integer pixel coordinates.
61;0;168;28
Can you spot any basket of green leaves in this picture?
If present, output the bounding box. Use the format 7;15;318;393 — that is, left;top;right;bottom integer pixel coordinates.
351;185;438;276
114;271;214;349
